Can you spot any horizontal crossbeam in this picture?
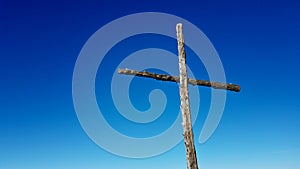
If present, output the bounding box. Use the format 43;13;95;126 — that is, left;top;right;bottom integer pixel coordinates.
118;68;241;92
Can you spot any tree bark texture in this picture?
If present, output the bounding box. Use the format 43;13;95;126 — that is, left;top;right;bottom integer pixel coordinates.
177;23;199;169
118;68;240;92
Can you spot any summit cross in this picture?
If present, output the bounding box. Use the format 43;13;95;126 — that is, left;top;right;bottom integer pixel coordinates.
118;23;240;169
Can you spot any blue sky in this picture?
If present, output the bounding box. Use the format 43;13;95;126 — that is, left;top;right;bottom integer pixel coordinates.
1;0;300;168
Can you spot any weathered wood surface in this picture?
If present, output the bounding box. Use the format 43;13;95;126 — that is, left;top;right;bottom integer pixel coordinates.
177;23;199;169
118;68;240;92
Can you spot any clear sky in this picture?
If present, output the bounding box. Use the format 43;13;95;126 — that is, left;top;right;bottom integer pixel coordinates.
1;0;300;169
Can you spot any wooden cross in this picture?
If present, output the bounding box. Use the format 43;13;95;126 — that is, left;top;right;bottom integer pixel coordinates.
118;23;240;169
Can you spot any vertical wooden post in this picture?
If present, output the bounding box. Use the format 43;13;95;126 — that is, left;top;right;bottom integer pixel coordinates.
176;23;199;169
